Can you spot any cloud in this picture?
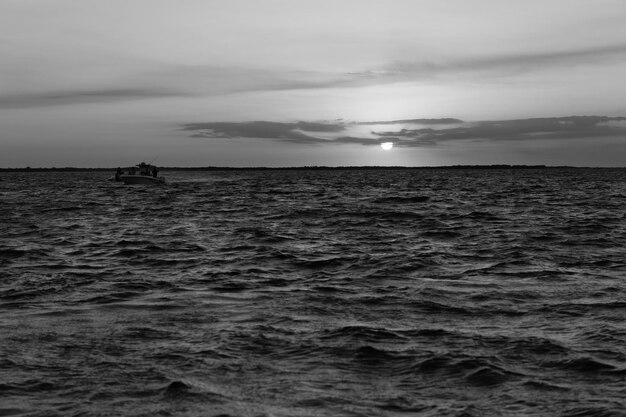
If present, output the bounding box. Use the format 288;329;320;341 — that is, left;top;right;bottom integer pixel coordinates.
357;118;463;126
8;43;624;110
155;44;626;100
0;88;182;109
141;44;626;99
374;116;626;147
126;65;359;98
0;64;353;109
181;121;343;144
368;44;626;81
182;116;626;148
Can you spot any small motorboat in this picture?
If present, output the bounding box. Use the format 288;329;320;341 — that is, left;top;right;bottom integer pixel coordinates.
112;162;166;185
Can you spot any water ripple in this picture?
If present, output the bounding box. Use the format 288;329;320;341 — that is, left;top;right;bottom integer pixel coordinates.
1;168;626;416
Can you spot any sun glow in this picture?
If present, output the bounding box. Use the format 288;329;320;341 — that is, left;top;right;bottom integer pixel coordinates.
381;142;393;151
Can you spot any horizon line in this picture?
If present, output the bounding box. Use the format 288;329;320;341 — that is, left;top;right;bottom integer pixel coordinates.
2;164;626;171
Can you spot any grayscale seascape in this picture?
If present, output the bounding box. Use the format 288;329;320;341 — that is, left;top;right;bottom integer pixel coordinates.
1;168;625;416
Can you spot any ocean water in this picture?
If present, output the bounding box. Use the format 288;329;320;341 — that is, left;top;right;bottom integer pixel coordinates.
1;168;625;417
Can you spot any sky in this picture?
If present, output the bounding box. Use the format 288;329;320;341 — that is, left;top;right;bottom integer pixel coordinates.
2;0;626;167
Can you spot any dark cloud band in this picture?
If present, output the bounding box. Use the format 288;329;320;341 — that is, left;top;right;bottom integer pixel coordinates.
182;116;626;147
0;88;181;109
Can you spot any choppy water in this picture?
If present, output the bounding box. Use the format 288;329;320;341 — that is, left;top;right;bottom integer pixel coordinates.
1;168;626;416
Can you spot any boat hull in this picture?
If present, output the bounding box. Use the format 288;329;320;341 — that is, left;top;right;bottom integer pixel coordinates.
119;175;166;185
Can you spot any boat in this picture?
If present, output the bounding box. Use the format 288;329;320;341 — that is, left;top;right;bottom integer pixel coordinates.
112;162;166;185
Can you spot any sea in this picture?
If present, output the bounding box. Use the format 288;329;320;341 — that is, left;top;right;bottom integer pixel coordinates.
1;168;625;417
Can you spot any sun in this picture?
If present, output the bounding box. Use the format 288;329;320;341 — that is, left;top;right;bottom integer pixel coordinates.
381;142;393;151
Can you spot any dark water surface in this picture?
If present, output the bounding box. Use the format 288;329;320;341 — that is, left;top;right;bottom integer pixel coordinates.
1;169;626;416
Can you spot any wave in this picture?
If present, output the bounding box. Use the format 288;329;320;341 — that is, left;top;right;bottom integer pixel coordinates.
372;195;430;204
544;357;623;374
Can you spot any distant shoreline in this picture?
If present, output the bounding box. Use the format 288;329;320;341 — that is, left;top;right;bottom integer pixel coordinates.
1;165;624;172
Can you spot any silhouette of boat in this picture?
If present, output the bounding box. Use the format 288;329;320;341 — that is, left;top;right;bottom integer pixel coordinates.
112;162;166;185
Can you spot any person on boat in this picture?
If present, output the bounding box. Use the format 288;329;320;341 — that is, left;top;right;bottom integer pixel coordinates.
152;167;159;178
115;167;122;181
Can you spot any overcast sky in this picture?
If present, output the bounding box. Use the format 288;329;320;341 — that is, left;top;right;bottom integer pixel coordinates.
2;0;626;167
